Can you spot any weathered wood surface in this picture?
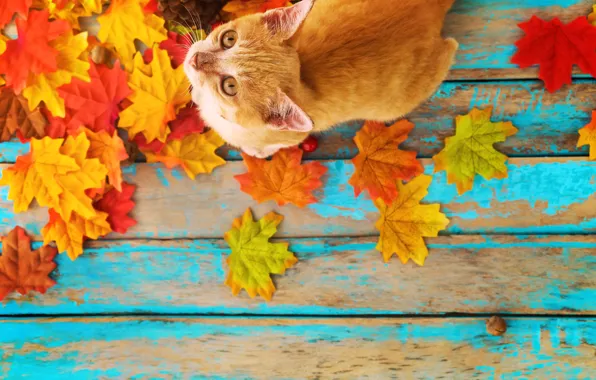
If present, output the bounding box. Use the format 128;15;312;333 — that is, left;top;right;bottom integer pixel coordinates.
2;236;594;315
3;157;594;239
0;80;593;161
1;317;594;378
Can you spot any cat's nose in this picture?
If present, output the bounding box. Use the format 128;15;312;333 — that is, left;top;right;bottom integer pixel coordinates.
191;52;216;71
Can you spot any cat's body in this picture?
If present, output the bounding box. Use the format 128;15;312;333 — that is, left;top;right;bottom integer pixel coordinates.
184;0;458;157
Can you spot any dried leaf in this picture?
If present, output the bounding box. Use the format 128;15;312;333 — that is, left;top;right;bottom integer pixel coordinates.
374;175;449;266
511;16;596;92
578;110;596;160
94;182;137;234
85;128;128;191
433;107;518;195
0;226;57;300
0;10;70;93
145;130;226;179
57;61;132;134
119;46;191;143
97;0;167;69
235;147;327;207
225;208;297;301
349;120;423;203
22;31;91;117
0;87;47;142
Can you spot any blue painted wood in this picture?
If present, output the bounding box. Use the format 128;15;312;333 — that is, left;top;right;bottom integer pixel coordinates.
0;317;594;378
1;236;594;315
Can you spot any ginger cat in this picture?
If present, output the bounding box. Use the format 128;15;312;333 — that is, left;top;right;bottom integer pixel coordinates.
184;0;458;158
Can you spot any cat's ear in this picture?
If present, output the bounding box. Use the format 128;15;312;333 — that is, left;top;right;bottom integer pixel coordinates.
262;0;314;40
266;90;313;133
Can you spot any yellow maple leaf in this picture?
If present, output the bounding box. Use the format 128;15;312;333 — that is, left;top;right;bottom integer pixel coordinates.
119;46;191;143
374;175;449;266
224;208;297;301
35;0;103;29
432;107;518;195
0;34;7;86
97;0;167;69
589;5;596;26
0;138;79;212
22;31;90;117
578;110;596;160
85;129;128;191
145;130;226;179
42;208;111;260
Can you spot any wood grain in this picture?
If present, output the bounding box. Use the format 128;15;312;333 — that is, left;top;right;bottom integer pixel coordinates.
3;158;594;239
2;235;594;315
1;317;594;378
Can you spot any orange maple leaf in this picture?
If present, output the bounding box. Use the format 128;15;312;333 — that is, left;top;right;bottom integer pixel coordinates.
85;128;128;191
578;110;596;160
349;120;424;203
235;147;327;207
0;87;47;142
0;226;57;300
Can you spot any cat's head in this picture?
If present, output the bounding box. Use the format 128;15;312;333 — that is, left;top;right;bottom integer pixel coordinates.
183;0;315;153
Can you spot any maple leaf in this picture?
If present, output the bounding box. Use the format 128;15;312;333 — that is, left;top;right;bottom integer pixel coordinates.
42;208;111;260
119;46;191;143
578;110;596;160
0;0;32;29
84;128;128;191
0;87;47;142
433;107;518;195
374;175;449;266
35;0;104;29
223;0;291;18
145;130;226;179
143;31;192;69
235;147;327;207
134;104;205;153
57;61;132;134
0;10;70;93
0;226;57;300
0;34;6;86
97;0;167;69
94;182;137;234
22;31;91;117
349;120;423;204
511;16;596;92
224;208;297;301
589;5;596;26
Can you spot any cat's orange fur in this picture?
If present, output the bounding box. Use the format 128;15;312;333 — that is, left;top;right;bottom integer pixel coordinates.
184;0;458;157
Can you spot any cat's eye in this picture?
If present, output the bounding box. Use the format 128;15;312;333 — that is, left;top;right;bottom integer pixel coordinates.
221;30;238;49
221;77;238;96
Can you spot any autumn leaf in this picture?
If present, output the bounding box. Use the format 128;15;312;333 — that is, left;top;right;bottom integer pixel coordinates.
22;31;91;117
433;107;518;195
589;5;596;26
0;226;57;300
224;208;297;301
0;0;32;29
143;31;192;68
349;120;423;204
119;46;191;143
223;0;291;18
35;0;104;29
85;129;128;191
0;10;70;93
235;147;327;207
97;0;167;69
511;16;596;92
57;61;132;134
0;87;47;142
374;175;449;266
42;208;111;260
94;182;137;234
145;129;226;179
578;110;596;160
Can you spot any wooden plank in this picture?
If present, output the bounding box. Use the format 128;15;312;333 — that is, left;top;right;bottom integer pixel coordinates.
2;236;594;315
0;79;593;162
0;317;594;378
3;157;594;239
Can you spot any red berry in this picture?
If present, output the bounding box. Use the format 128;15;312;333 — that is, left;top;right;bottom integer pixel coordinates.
300;135;318;153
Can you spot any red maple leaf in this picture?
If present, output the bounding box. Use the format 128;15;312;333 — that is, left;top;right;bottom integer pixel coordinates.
0;10;70;93
0;0;31;29
511;16;596;92
143;31;191;68
94;182;137;234
0;226;57;301
57;61;132;134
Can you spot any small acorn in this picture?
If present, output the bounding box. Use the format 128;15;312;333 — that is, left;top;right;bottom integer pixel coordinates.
486;316;507;336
